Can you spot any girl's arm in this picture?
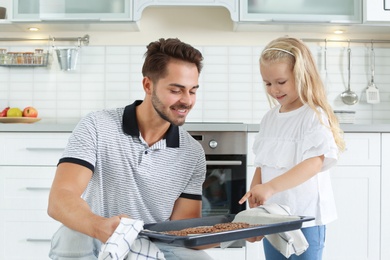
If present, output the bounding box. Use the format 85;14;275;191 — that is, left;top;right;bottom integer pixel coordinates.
240;155;324;207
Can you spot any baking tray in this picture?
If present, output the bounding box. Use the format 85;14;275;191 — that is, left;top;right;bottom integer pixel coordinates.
141;214;314;247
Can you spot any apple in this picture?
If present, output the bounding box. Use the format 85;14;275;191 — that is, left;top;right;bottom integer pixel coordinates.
22;106;38;118
7;107;23;117
0;107;10;117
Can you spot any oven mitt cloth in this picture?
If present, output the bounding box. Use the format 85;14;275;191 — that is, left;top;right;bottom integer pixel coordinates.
98;218;165;260
220;203;309;258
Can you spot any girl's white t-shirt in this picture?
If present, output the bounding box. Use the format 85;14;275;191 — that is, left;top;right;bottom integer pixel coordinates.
252;104;339;227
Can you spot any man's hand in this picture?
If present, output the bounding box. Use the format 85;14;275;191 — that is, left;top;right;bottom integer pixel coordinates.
93;214;129;243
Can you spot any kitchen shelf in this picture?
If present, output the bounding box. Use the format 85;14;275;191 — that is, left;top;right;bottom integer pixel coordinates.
0;53;50;67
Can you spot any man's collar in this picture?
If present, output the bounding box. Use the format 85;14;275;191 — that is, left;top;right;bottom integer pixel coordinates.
122;100;180;148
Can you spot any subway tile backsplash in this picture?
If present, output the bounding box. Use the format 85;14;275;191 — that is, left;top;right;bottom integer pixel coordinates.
1;43;390;124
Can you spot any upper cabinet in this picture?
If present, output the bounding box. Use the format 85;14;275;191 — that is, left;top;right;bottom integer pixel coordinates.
13;0;132;21
133;0;238;21
364;0;390;22
239;0;362;23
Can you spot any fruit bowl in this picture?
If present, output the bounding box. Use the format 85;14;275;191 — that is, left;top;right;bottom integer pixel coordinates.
0;117;41;123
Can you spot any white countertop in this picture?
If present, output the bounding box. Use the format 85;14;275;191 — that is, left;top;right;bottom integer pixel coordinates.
0;122;390;133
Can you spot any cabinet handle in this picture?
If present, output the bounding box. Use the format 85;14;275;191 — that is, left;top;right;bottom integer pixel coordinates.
206;160;242;166
26;187;51;191
26;238;51;242
271;19;331;23
41;18;100;22
25;147;64;151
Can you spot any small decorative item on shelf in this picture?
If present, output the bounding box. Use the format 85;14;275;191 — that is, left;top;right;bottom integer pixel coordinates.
0;48;49;67
334;110;356;124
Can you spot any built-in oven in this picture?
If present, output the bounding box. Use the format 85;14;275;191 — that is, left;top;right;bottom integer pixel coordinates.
189;131;247;217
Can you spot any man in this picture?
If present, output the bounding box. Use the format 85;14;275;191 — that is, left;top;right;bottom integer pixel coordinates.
48;38;213;259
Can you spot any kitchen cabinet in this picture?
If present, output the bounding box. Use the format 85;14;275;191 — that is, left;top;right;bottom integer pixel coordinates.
205;247;246;260
364;0;390;22
381;134;390;260
323;133;381;260
133;0;238;21
13;0;133;21
239;0;362;23
0;132;70;260
245;133;266;260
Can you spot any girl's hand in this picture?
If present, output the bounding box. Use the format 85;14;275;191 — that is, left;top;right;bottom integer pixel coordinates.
239;184;274;208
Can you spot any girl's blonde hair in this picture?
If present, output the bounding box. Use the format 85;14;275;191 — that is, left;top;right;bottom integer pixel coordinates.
260;36;345;152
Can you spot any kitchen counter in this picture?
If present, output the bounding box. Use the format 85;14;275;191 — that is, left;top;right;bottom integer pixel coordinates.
247;124;390;133
1;122;390;133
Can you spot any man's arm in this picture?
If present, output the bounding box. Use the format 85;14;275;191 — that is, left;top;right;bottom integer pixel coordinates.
47;162;122;243
170;197;201;220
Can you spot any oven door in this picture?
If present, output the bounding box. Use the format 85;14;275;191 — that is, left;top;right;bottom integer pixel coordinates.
202;154;246;217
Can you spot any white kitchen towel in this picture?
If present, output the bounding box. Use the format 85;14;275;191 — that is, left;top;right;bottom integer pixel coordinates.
98;218;165;260
220;203;309;258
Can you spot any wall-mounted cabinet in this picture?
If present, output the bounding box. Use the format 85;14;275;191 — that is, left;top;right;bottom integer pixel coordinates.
364;0;390;22
13;0;132;21
239;0;362;23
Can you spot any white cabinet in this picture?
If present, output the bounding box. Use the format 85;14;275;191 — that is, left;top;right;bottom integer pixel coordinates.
239;0;362;23
13;0;132;21
205;247;246;260
364;0;390;22
0;167;61;260
245;133;266;260
133;0;238;21
0;132;70;260
381;134;390;260
323;133;381;260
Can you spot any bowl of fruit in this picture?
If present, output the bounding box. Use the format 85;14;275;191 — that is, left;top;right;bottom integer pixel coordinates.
0;106;40;123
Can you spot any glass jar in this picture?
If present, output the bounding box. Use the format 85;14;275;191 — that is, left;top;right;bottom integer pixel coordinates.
16;52;24;64
0;49;6;64
24;52;34;65
34;49;44;65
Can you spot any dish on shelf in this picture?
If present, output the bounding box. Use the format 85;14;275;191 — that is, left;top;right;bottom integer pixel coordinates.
0;117;41;123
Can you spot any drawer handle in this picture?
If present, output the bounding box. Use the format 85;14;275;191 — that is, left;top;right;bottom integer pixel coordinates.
26;147;64;151
206;160;242;166
26;238;51;242
26;187;51;191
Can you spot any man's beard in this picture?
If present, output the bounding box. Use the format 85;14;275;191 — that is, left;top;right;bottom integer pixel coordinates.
151;91;191;126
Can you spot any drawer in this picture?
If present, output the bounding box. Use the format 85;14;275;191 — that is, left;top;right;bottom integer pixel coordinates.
0;210;61;260
337;133;381;166
0;166;56;210
0;133;70;166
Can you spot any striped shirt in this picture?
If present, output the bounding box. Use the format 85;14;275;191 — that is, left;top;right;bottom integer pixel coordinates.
59;100;206;224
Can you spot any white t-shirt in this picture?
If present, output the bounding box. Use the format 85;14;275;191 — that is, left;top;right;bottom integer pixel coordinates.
252;104;339;227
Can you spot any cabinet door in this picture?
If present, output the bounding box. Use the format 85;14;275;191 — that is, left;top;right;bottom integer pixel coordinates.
0;132;70;166
323;166;380;260
240;0;362;23
0;166;60;260
13;0;132;21
337;133;380;166
0;166;56;210
364;0;390;22
205;247;246;260
381;134;390;260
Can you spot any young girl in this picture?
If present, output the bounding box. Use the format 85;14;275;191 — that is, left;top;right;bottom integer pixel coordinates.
239;37;345;260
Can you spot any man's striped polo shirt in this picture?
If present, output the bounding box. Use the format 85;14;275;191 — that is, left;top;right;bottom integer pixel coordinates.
58;100;206;224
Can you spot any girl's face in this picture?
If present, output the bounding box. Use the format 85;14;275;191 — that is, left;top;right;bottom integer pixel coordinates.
260;60;303;112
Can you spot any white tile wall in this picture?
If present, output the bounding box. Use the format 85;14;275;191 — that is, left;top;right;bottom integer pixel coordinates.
1;43;390;124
